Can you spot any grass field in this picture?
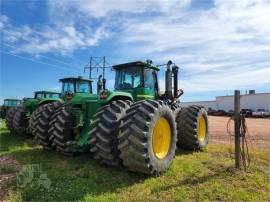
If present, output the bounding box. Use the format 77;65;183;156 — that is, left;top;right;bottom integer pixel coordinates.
0;121;269;202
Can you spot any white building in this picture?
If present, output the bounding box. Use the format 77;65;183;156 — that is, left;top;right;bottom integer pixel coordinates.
180;92;270;112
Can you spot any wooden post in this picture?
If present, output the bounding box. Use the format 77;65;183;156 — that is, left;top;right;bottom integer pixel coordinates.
234;90;241;169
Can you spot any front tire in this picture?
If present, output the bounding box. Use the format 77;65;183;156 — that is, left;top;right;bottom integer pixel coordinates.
118;100;177;175
176;105;208;150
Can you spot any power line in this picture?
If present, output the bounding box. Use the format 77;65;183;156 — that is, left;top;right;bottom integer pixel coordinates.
2;42;82;70
2;30;84;69
0;50;81;73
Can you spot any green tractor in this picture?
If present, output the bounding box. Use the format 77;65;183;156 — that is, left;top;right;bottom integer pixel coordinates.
6;91;61;134
47;60;209;175
0;99;21;119
30;77;98;151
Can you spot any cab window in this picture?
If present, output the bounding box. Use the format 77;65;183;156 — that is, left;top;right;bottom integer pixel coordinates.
35;93;43;99
115;67;142;90
76;81;90;93
63;82;75;93
144;69;155;90
46;93;60;98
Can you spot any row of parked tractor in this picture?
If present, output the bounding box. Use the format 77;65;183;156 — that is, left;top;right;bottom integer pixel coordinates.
208;108;270;118
1;60;209;175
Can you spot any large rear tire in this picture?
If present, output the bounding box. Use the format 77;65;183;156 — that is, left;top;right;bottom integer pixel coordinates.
30;102;63;148
13;106;29;134
118;100;177;175
6;108;16;133
176;105;208;150
89;100;131;166
49;103;75;155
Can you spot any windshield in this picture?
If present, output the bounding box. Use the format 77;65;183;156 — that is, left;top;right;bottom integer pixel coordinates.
144;68;155;90
76;81;90;93
257;109;265;112
35;93;43;99
46;93;60;99
9;100;20;106
115;67;142;90
62;82;75;94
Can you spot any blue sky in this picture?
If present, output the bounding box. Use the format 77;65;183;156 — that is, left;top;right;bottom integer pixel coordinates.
1;0;270;104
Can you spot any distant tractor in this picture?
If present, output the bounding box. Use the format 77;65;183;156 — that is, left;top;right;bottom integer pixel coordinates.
30;77;98;151
6;91;61;135
0;99;21;119
46;60;208;175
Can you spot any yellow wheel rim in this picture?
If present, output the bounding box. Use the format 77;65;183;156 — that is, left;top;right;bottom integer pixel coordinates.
198;116;206;141
152;117;171;159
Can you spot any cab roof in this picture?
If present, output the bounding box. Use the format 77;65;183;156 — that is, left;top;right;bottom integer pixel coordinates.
59;76;93;82
4;98;21;101
113;61;159;71
34;90;61;94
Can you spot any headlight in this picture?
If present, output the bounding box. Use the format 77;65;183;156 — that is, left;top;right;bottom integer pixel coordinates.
100;90;108;99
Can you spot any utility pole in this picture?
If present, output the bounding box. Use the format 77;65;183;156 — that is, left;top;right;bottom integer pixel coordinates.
234;90;241;169
84;56;110;92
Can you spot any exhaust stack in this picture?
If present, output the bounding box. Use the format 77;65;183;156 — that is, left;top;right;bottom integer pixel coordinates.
165;60;173;99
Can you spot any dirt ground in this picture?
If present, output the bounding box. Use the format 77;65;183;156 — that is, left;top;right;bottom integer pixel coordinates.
0;156;21;201
208;116;270;151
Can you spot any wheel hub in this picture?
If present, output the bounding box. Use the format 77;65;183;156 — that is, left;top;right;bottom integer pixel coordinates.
152;117;171;159
198;116;206;141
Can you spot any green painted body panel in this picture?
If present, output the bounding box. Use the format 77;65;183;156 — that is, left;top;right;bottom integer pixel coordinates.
67;93;100;150
99;87;156;104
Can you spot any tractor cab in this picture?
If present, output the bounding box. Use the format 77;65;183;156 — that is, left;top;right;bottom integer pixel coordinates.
1;99;21;119
34;91;61;99
60;77;93;96
107;61;160;101
3;99;21;107
59;77;96;103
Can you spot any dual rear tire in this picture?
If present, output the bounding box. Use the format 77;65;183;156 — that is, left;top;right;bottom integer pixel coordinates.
13;106;29;135
89;100;132;166
30;101;63;148
6;108;16;133
89;100;178;175
119;100;177;175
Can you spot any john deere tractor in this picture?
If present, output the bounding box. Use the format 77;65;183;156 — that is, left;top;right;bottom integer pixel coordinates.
6;91;61;135
47;60;208;175
89;60;208;174
0;99;21;119
30;77;98;152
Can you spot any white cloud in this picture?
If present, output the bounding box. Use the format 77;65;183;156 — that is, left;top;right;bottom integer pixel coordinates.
1;0;270;94
47;0;191;18
0;15;107;55
113;0;270;92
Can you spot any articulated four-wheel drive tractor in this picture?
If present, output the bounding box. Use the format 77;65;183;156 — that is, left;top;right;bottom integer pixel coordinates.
0;99;21;119
30;60;209;175
6;91;61;134
30;76;98;150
